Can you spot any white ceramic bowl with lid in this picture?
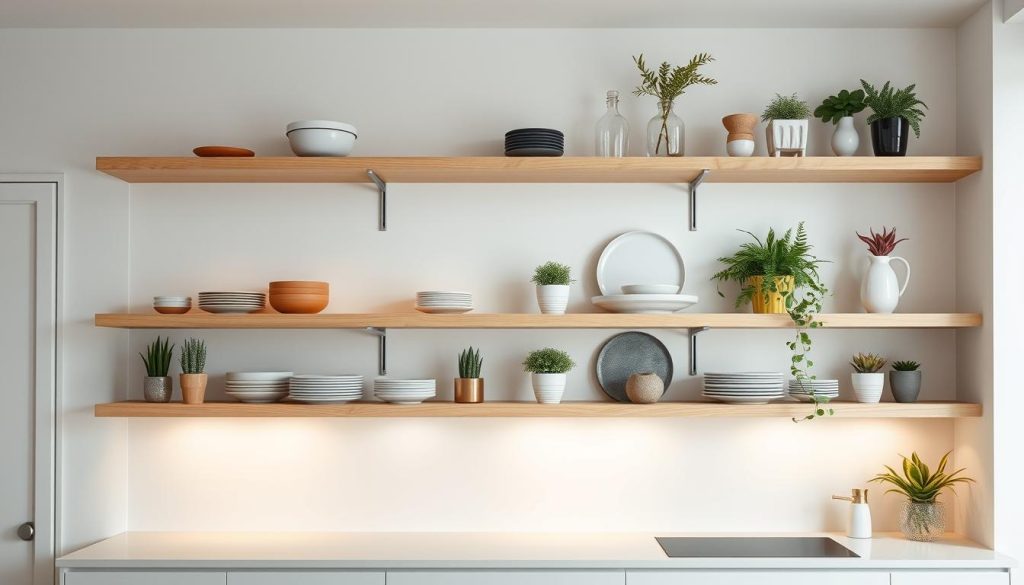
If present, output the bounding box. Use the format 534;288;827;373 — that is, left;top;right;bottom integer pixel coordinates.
286;120;358;156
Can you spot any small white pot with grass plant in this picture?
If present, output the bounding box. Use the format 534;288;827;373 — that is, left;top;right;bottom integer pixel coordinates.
532;261;575;315
523;347;576;404
850;352;886;403
762;93;810;157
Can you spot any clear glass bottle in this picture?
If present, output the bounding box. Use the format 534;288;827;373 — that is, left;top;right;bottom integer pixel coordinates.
595;90;629;157
646;99;684;157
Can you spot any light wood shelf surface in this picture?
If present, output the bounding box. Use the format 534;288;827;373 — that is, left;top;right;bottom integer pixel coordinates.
94;400;981;418
94;312;982;329
96;156;982;184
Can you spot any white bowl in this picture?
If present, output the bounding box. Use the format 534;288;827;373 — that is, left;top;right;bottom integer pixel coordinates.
621;284;681;295
226;371;295;382
286;120;358;157
727;139;756;157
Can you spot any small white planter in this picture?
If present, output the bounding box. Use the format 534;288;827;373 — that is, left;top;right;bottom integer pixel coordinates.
831;116;860;156
532;373;567;404
851;372;885;403
536;285;570;315
766;119;808;157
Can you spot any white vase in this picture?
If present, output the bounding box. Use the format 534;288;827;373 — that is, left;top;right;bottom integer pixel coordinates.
860;255;911;314
851;372;885;403
532;373;566;404
536;285;570;314
766;119;808;157
831;116;859;156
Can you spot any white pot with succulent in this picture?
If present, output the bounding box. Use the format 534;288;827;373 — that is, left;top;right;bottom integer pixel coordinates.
532;261;574;315
850;352;886;403
814;88;866;156
762;93;810;157
523;348;576;404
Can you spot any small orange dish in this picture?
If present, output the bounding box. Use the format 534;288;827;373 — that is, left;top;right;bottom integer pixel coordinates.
154;306;191;315
269;293;329;314
193;146;255;157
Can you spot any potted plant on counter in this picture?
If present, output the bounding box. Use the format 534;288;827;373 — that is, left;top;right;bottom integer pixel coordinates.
523;347;576;404
890;360;922;403
633;52;717;157
814;88;866;156
850;352;886;403
857;226;910;314
860;80;928;156
455;347;484;403
140;337;174;403
761;93;810;156
532;261;575;315
179;337;208;405
871;451;974;541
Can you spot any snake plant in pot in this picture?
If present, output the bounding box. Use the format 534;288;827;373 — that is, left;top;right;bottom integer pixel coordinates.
179;337;208;404
140;336;175;403
455;346;484;403
871;451;974;541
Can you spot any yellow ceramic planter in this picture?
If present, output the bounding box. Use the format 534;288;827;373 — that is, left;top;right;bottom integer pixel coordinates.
747;276;795;314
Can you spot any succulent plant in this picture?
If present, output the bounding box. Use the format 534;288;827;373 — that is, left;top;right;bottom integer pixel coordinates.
761;93;811;122
813;89;867;124
857;226;908;256
523;348;576;374
179;337;207;374
851;352;887;373
458;346;483;379
892;360;921;371
871;451;973;504
532;261;575;286
140;336;174;377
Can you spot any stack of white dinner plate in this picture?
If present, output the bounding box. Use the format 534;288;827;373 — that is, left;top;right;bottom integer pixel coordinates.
590;231;699;314
373;379;437;404
225;371;293;403
415;291;473;314
288;374;363;404
787;379;840;402
702;372;786;404
198;291;266;314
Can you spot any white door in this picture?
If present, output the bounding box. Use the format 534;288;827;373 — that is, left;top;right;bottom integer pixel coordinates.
0;182;57;585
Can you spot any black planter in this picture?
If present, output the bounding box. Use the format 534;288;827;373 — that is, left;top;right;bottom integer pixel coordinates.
870;116;911;156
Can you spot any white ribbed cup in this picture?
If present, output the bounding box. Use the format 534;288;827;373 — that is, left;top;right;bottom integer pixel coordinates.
536;285;570;315
531;373;566;404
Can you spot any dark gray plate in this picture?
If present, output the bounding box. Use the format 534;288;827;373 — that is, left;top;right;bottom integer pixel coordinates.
596;331;673;402
505;148;564;157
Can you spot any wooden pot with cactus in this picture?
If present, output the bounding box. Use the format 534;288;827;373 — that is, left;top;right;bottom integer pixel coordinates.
141;336;175;403
533;261;575;315
455;346;484;403
762;93;810;157
871;451;973;541
890;360;922;403
179;337;208;404
850;352;886;403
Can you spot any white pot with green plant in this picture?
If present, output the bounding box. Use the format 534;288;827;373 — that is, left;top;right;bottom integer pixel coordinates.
533;261;574;315
632;53;716;157
814;88;866;156
523;348;576;404
850;352;886;403
762;93;810;157
179;337;208;405
141;336;175;403
871;451;974;541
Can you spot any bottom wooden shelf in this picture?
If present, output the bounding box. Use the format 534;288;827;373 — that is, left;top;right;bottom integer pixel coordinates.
94;400;981;418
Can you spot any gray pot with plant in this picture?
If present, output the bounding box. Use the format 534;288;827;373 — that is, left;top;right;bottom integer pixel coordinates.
762;93;810;157
889;360;922;403
523;348;576;404
141;336;175;403
179;337;208;405
871;451;973;541
860;80;928;156
533;261;575;315
455;346;484;404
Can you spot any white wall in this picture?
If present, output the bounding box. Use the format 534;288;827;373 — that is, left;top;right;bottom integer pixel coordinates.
0;27;971;537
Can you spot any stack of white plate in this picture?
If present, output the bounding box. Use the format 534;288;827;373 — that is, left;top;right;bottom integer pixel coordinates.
198;291;266;314
788;379;840;402
374;379;437;404
415;291;473;314
702;372;786;404
289;374;363;404
590;231;699;314
225;371;293;403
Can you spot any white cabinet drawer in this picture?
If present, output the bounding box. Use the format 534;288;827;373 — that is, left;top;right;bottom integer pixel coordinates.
66;571;226;585
227;571;384;585
387;570;625;585
891;572;1009;585
627;570;888;585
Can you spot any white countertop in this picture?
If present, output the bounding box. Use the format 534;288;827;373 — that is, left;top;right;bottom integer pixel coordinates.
57;531;1014;570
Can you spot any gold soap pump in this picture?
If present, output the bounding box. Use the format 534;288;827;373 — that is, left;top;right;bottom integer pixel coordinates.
832;489;872;539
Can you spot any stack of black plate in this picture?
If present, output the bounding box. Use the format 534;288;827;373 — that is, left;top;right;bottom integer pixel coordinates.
504;128;564;157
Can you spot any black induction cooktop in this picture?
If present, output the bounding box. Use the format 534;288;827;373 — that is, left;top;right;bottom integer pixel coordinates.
656;537;859;558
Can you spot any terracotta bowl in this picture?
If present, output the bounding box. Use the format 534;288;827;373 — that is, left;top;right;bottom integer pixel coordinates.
269;280;329;290
269;293;329;314
154;306;191;315
269;286;331;294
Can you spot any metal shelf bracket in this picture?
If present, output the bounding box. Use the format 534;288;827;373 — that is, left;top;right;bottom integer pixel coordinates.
367;170;387;231
688;326;710;376
366;327;387;375
688;169;710;231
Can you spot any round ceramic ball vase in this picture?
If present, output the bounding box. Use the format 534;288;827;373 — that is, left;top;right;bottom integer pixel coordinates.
831;116;860;156
890;370;922;403
625;372;665;404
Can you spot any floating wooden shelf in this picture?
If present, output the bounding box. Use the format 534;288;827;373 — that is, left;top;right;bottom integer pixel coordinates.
96;156;981;184
94;400;982;418
94;312;982;329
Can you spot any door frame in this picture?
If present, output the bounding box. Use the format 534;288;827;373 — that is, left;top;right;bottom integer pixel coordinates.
0;174;62;585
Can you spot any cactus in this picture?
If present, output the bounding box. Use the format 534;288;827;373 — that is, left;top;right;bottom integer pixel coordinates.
892;360;921;371
458;347;483;379
140;336;174;377
851;352;887;373
179;337;207;374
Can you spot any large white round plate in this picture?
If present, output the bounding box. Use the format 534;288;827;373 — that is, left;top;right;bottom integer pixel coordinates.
591;294;697;314
415;306;474;314
596;231;685;296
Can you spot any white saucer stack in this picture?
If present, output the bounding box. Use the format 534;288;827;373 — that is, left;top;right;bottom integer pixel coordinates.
702;372;786;404
225;371;292;403
373;379;437;404
415;291;473;314
788;379;840;402
289;375;363;404
198;291;266;314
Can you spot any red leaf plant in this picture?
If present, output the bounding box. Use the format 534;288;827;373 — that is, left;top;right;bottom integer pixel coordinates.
857;226;908;256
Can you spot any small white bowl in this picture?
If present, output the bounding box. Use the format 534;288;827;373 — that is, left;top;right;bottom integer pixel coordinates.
621;284;681;295
726;139;756;157
286;120;358;157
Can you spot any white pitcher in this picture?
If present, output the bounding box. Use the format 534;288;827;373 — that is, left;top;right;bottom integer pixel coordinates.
861;255;911;313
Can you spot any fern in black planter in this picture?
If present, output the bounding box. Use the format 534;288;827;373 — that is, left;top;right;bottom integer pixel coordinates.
860;80;928;156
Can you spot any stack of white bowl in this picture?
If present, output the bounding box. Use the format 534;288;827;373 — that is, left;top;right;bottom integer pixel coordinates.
153;296;192;314
226;372;292;403
198;291;266;314
415;291;473;314
289;375;363;403
373;379;437;404
702;372;786;404
788;379;840;402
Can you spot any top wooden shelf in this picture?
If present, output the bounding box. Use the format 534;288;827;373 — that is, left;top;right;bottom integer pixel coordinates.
96;156;982;184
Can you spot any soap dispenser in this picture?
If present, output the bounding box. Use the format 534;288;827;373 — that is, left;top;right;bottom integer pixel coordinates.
832;489;872;539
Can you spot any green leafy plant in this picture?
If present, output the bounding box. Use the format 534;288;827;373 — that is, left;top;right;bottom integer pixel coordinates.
633;53;717;154
857;226;908;256
871;451;974;503
458;347;483;379
140;336;174;377
761;93;810;122
523;348;576;374
532;261;575;286
179;338;207;374
813;89;866;124
860;80;928;138
892;360;921;371
851;352;887;373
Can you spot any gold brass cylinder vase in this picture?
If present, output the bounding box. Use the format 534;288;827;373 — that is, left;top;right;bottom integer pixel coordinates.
454;378;484;403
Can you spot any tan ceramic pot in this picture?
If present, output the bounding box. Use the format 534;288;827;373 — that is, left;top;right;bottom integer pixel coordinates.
454;378;484;403
180;373;208;404
626;372;665;404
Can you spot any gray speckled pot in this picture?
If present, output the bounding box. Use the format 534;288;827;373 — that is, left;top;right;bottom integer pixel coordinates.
889;370;922;403
144;376;173;403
